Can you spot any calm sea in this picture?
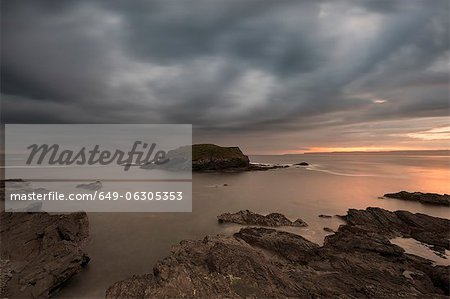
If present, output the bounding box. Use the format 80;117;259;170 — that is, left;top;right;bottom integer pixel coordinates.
13;153;449;298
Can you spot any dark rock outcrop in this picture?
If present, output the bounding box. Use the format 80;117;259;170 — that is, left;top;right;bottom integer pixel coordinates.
0;212;90;298
141;144;250;172
192;144;250;171
295;162;309;166
217;210;307;227
384;191;450;206
141;144;292;172
106;208;449;298
247;163;290;171
344;207;450;252
234;227;319;263
318;214;332;218
76;180;102;191
323;227;335;233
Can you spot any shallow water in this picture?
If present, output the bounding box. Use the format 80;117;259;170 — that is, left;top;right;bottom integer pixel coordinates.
43;153;449;298
390;237;450;266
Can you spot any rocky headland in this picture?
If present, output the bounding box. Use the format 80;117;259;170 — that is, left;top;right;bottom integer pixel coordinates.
0;211;90;298
106;207;449;298
384;191;450;206
141;144;300;172
192;144;250;171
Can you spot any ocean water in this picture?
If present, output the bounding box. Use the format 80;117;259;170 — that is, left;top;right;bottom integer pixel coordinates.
8;153;449;298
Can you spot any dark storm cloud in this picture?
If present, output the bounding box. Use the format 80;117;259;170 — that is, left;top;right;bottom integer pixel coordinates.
1;0;448;143
111;0;324;75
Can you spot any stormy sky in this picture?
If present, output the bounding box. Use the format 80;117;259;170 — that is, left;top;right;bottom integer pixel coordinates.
1;0;449;153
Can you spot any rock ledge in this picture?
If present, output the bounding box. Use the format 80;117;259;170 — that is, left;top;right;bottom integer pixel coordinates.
217;210;307;227
0;211;90;298
106;208;449;298
384;191;450;206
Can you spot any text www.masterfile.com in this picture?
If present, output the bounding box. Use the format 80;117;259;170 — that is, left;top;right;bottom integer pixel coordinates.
9;191;185;201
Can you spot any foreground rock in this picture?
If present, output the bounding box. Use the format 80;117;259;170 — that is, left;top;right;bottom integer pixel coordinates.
217;210;307;227
384;191;450;206
0;212;90;298
106;208;449;298
344;207;450;253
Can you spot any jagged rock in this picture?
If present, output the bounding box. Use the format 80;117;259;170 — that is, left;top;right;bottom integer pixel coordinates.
318;214;332;218
106;274;154;299
292;218;308;227
324;225;405;256
0;211;90;298
247;163;290;171
384;191;450;206
344;207;450;251
76;180;102;190
217;210;308;227
106;208;449;298
235;227;319;263
0;260;12;296
5;202;42;212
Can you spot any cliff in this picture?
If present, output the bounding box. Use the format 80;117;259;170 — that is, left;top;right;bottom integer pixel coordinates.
192;144;250;171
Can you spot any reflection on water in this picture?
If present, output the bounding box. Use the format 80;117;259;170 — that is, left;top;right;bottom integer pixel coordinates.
48;154;449;298
390;237;450;266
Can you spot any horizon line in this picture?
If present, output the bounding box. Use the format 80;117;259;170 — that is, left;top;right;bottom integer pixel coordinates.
250;149;450;156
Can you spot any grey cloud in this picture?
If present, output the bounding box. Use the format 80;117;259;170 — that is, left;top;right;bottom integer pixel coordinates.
1;0;448;150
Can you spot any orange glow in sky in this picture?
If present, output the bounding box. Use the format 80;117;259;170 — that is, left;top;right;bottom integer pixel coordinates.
280;146;430;155
305;146;419;153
